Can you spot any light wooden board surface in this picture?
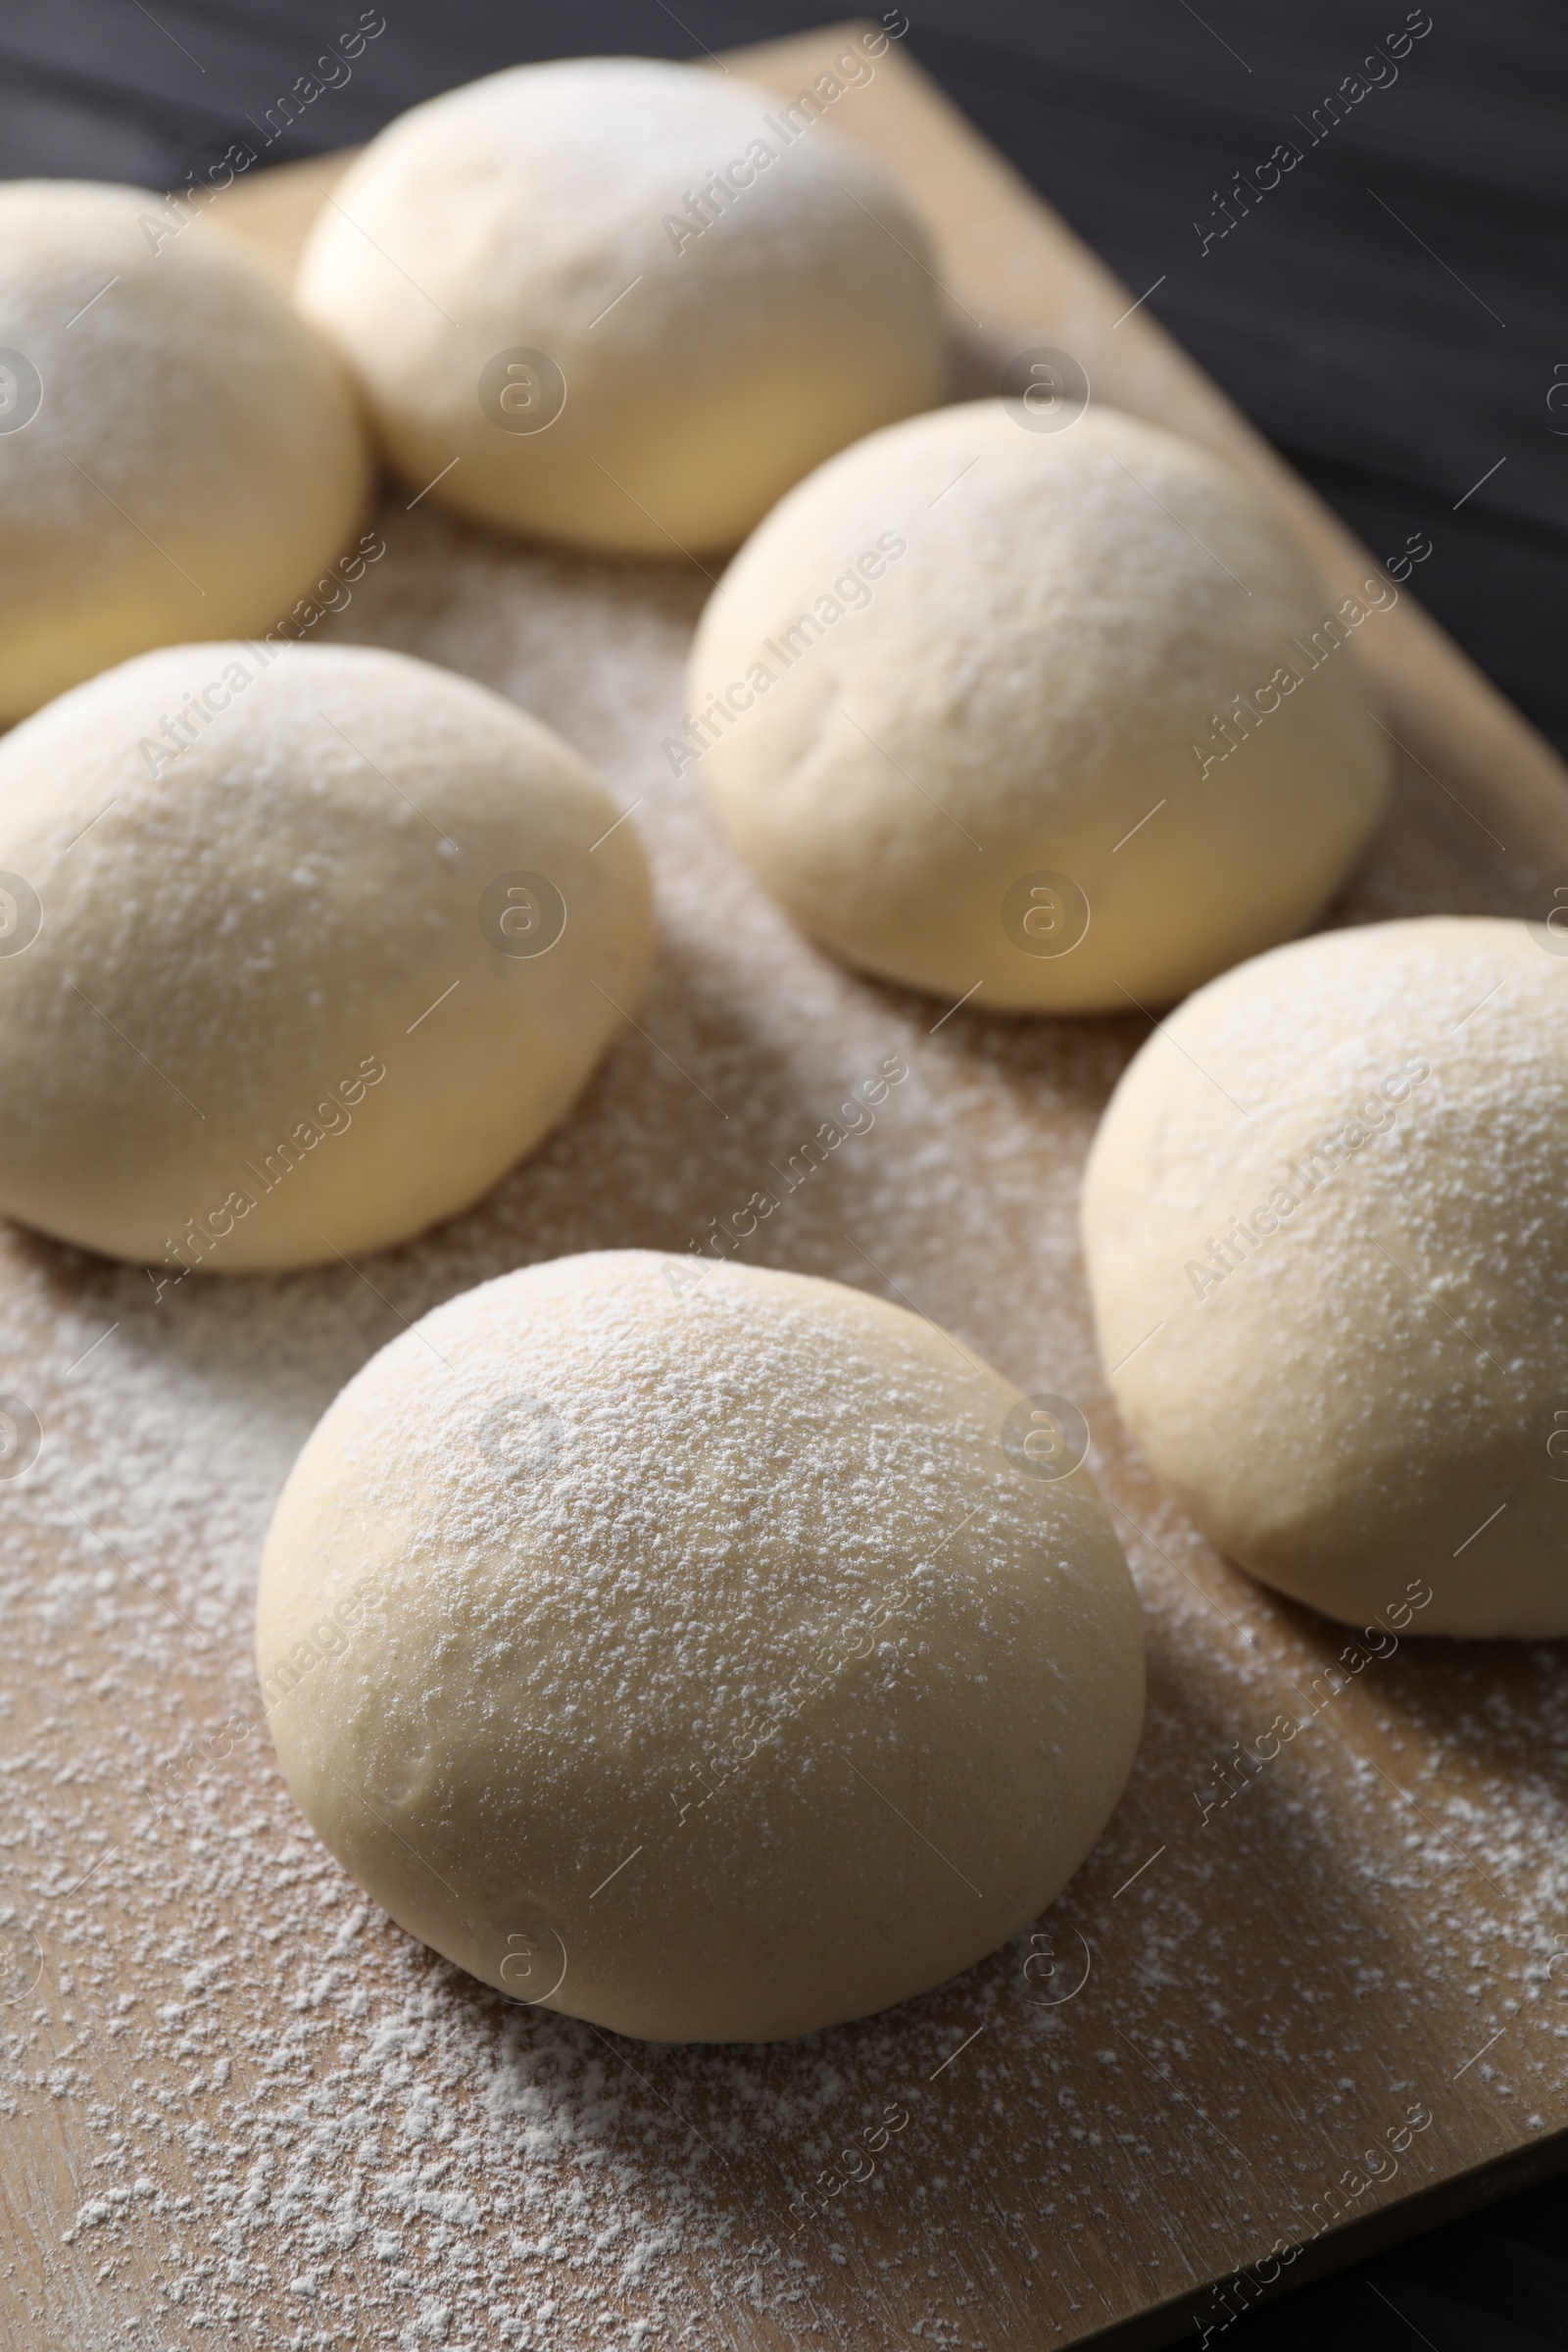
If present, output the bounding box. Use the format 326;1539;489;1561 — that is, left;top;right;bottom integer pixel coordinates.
4;24;1568;2352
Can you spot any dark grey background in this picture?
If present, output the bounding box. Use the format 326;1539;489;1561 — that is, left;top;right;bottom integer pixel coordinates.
3;2;1565;2340
3;0;1563;759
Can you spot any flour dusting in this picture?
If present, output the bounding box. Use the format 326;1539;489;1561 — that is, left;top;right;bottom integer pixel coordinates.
3;491;1565;2350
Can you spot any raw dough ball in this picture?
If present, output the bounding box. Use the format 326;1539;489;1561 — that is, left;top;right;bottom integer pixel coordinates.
294;56;945;555
1082;917;1568;1637
256;1250;1145;2042
689;402;1390;1010
0;643;651;1271
0;180;368;724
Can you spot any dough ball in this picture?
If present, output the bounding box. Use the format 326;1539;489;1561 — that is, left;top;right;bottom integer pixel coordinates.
688;402;1390;1011
0;180;368;724
294;57;945;555
256;1251;1144;2042
1082;917;1568;1637
0;644;651;1271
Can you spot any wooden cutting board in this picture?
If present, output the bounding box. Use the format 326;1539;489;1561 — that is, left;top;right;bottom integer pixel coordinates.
4;24;1566;2352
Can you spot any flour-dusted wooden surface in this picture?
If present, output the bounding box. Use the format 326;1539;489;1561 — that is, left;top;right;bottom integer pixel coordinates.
3;25;1568;2352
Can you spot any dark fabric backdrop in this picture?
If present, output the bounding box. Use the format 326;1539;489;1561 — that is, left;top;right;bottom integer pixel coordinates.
3;4;1564;2341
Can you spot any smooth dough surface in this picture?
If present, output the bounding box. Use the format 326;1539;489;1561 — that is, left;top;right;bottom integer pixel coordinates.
295;56;945;554
256;1251;1145;2042
0;643;651;1270
1081;917;1568;1637
689;402;1391;1010
0;180;368;724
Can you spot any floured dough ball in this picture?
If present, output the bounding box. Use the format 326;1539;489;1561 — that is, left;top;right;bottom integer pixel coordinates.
0;180;368;724
294;56;944;555
688;402;1390;1010
1082;917;1568;1637
0;643;651;1271
256;1250;1145;2042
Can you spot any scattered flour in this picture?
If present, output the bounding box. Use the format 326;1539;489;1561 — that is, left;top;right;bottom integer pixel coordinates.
2;492;1564;2350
